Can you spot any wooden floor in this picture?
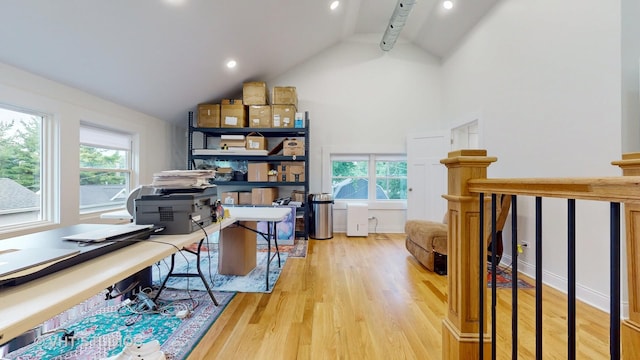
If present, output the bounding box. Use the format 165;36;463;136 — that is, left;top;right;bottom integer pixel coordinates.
188;233;611;359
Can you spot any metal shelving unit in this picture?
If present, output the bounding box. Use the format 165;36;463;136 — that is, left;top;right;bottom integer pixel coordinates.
187;111;310;238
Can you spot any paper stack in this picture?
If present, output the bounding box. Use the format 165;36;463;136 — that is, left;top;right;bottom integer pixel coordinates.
151;170;215;189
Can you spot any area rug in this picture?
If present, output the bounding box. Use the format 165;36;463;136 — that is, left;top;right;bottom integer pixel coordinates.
284;238;308;258
153;248;289;294
488;265;534;289
5;289;235;360
184;235;307;258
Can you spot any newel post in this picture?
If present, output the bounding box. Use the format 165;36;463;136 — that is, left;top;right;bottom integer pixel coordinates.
612;152;640;357
440;149;497;360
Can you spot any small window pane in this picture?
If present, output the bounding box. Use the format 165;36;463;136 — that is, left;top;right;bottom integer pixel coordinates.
79;125;132;213
80;145;127;169
375;160;407;200
0;107;43;227
332;160;369;200
376;178;407;199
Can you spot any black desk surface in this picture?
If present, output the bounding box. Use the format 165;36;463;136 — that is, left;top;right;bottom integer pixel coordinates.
0;224;150;288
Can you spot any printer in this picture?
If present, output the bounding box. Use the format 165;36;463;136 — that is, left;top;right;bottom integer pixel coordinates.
134;186;217;234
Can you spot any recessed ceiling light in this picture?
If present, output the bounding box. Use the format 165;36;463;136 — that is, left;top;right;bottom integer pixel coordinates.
330;1;340;11
443;0;453;10
164;0;187;6
226;60;237;69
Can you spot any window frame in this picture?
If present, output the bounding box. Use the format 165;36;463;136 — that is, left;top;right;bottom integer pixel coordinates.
78;123;133;214
0;104;56;233
326;149;407;210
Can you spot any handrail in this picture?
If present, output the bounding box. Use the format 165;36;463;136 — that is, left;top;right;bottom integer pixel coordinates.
440;150;639;359
467;176;640;201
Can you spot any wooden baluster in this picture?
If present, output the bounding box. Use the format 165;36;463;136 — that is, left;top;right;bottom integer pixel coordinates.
440;149;497;360
612;153;640;357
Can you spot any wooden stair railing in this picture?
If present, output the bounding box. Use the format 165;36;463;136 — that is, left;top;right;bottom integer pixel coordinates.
441;149;640;360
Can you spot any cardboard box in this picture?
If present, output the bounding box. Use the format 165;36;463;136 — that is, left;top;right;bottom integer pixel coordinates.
220;134;245;149
247;162;271;182
197;104;220;127
238;191;252;205
283;138;305;156
251;187;278;205
246;132;267;150
221;103;247;128
218;222;257;275
221;99;243;105
272;86;298;108
214;167;233;181
248;105;272;128
291;190;305;203
278;161;305;182
272;105;296;128
221;191;239;205
243;82;269;105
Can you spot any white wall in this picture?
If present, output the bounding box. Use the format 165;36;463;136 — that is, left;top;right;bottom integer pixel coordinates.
0;62;179;238
270;34;443;233
622;0;640;153
441;0;622;312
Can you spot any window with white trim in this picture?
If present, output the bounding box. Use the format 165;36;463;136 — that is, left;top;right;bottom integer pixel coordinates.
331;154;407;200
79;124;132;213
0;106;47;228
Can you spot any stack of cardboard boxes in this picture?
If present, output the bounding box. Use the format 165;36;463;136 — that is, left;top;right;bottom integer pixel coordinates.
196;81;305;207
196;81;301;130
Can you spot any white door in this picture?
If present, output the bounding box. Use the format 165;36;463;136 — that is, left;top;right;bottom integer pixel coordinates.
406;131;449;222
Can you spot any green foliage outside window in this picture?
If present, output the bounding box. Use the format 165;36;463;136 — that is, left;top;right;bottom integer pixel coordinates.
80;145;127;185
376;161;407;199
0;116;126;190
0;116;41;192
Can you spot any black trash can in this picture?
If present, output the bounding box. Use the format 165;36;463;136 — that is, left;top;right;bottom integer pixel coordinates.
308;193;334;239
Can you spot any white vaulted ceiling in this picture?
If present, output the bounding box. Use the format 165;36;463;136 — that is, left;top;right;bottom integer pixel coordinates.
0;0;499;125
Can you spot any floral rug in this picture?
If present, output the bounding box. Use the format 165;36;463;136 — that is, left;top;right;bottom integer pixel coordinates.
4;289;235;360
488;265;534;289
153;247;288;294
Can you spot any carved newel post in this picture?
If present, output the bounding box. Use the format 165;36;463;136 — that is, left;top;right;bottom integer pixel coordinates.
440;149;496;359
612;153;640;358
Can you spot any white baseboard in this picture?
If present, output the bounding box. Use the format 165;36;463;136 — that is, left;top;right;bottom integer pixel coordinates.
334;226;404;234
501;255;627;316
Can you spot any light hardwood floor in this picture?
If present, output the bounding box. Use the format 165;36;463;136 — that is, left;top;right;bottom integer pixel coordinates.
188;233;611;359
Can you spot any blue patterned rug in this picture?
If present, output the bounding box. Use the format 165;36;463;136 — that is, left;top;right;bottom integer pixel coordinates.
153;246;289;293
4;289;235;360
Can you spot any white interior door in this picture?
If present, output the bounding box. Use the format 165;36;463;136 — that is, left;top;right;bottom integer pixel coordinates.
406;131;449;222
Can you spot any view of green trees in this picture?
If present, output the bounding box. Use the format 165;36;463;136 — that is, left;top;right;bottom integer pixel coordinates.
79;145;127;185
0;117;41;192
332;160;407;199
0;114;126;193
376;161;407;199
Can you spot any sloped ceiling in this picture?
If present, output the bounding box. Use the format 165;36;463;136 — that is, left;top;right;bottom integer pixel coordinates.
0;0;499;125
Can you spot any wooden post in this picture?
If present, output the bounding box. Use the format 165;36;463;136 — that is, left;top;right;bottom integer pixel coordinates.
612;152;640;357
440;149;497;359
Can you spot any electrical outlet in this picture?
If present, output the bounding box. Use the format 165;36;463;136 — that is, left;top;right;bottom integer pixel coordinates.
522;242;529;248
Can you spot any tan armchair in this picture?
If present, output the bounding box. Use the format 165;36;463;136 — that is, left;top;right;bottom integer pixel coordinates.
404;219;448;273
405;195;511;275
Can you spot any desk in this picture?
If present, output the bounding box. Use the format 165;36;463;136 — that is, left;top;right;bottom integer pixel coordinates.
154;207;292;300
229;207;291;291
0;207;290;346
0;220;235;346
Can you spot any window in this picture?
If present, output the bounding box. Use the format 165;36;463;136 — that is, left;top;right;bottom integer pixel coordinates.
331;155;407;201
79;124;132;213
0;106;45;228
